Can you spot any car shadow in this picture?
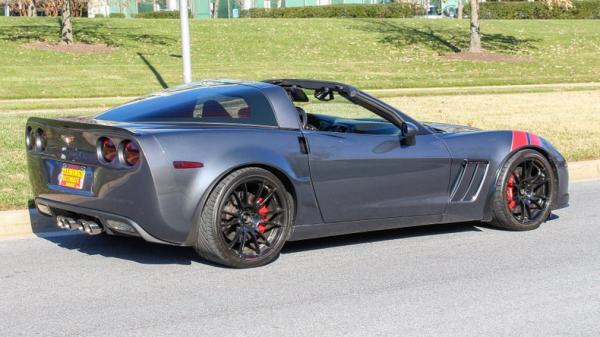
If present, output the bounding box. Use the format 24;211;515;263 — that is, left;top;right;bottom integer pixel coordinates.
41;234;205;266
38;221;487;267
282;222;483;254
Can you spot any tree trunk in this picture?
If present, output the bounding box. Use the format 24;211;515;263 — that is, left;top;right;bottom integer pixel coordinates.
212;0;220;18
457;0;463;19
27;0;36;16
61;0;73;45
469;0;481;52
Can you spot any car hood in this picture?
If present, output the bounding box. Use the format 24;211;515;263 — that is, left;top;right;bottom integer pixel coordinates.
422;122;480;133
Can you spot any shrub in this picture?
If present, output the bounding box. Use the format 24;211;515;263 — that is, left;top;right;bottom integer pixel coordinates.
241;3;425;18
135;10;191;18
463;1;600;19
109;13;126;18
94;14;105;18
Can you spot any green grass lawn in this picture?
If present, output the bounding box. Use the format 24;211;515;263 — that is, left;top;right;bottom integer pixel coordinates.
0;17;599;99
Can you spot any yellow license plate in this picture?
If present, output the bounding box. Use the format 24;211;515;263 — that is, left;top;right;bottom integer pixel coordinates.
58;164;86;190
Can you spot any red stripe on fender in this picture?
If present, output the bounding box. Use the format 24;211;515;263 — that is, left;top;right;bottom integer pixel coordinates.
528;133;542;147
511;131;528;151
173;161;204;169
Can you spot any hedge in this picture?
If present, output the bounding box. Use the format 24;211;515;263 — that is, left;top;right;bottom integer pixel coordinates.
109;13;126;18
135;10;192;18
464;1;600;19
241;3;425;18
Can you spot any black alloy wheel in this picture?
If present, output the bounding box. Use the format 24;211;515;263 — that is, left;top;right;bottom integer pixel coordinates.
491;149;556;231
194;167;293;268
219;178;287;258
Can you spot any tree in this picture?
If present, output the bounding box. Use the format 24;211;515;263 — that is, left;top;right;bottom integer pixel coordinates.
468;0;573;53
212;0;220;18
61;0;73;44
468;0;480;52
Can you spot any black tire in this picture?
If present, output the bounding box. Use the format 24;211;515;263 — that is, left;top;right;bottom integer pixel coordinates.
194;167;294;268
490;149;556;231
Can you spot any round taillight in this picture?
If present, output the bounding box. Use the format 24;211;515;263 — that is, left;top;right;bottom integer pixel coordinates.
34;128;46;152
25;126;33;150
99;137;117;163
122;141;140;166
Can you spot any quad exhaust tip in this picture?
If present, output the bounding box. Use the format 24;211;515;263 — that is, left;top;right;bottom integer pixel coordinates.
56;216;103;235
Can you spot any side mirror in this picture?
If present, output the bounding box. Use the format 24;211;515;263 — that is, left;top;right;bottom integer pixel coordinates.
401;122;418;146
315;87;334;101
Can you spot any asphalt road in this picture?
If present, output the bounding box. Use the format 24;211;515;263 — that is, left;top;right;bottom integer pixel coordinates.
1;180;599;337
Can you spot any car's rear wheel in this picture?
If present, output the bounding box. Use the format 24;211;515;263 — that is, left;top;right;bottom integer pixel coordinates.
194;167;293;268
491;149;556;231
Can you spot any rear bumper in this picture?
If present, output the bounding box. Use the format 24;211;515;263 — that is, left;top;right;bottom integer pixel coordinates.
35;198;180;246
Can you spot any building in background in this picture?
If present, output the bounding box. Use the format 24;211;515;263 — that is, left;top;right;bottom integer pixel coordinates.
87;0;413;19
5;0;457;20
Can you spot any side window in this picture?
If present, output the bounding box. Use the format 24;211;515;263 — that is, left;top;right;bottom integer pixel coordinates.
193;96;251;120
297;89;398;135
189;87;277;126
96;85;278;126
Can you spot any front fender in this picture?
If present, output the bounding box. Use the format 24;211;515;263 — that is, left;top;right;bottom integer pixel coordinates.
439;130;567;223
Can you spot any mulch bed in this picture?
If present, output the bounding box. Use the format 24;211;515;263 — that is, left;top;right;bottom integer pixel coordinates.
24;41;115;54
443;52;530;63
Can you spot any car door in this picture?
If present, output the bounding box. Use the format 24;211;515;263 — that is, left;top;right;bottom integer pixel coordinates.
304;130;451;223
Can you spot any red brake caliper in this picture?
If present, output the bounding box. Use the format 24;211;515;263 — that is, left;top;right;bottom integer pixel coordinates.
256;197;268;233
506;174;517;210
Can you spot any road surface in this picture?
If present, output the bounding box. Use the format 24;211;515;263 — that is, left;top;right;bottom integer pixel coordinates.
1;180;599;336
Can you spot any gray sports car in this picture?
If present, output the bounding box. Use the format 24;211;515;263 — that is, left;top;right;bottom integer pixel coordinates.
26;79;569;268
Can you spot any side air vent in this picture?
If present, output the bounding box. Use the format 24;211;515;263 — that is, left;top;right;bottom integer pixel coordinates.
450;160;489;202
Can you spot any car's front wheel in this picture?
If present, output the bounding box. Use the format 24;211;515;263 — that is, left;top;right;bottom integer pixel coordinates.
491;149;556;231
194;167;293;268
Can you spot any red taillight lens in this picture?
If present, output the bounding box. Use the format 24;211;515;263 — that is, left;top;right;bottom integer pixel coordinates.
122;141;140;166
99;137;117;162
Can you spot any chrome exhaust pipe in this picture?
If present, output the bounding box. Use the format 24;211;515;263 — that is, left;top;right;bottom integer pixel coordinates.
65;217;78;230
56;216;77;229
78;220;103;235
56;215;66;229
56;216;103;235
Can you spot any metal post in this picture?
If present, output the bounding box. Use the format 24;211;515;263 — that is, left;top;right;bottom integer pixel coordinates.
5;1;10;16
179;0;192;84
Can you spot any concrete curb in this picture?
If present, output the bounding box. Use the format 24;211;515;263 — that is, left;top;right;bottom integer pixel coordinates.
567;160;600;182
2;160;599;239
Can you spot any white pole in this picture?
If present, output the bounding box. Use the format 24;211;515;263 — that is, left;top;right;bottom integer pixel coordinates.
5;1;10;16
179;0;192;84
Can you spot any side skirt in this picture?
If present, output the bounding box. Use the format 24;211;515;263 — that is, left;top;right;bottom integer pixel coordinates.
289;214;443;241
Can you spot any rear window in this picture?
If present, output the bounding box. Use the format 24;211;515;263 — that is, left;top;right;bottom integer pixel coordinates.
96;85;278;126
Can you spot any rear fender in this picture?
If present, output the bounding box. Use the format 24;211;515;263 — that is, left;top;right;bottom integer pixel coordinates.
143;128;320;244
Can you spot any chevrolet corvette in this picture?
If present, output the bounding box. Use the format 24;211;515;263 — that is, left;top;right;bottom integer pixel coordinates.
26;79;569;268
